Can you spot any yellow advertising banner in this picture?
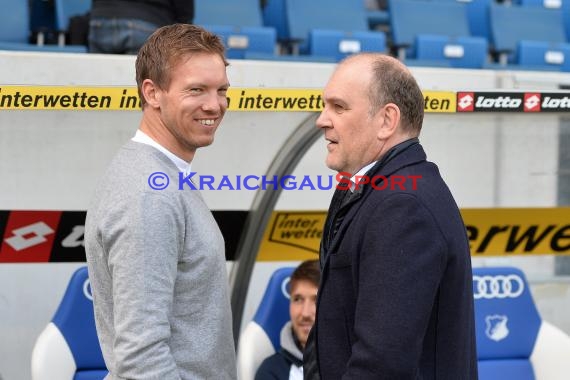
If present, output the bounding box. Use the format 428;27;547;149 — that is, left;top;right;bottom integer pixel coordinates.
257;208;570;261
228;88;323;111
0;86;454;112
0;86;141;110
258;211;326;261
461;208;570;256
423;91;456;113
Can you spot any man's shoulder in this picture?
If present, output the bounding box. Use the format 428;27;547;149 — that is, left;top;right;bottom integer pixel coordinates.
88;141;183;212
97;141;176;186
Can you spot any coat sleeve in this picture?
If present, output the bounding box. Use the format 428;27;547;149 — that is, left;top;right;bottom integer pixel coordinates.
102;192;182;379
344;193;447;379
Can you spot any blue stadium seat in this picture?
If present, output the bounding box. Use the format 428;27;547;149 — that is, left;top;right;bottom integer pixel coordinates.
0;0;86;52
517;41;570;71
202;25;276;59
309;29;387;61
31;267;108;380
236;267;294;380
517;0;570;45
53;0;91;49
265;0;386;60
490;3;569;69
389;0;488;68
194;0;277;59
473;267;570;380
415;34;487;69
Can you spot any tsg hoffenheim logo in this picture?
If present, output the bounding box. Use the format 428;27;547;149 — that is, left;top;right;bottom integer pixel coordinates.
485;315;509;342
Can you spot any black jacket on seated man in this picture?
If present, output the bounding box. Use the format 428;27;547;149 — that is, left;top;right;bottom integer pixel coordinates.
256;321;303;380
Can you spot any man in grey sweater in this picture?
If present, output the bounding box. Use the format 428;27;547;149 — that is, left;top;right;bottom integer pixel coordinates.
85;24;236;379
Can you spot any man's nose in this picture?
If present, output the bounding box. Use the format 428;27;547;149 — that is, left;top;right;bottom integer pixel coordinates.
202;92;222;112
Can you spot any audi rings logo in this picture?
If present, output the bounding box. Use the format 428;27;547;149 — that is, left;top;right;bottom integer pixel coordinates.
473;274;525;299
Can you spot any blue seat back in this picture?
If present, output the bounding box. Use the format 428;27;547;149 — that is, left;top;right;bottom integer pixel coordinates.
202;25;276;59
389;0;471;47
0;0;31;43
285;0;369;42
465;0;492;41
54;0;92;32
428;0;493;41
194;0;264;27
262;0;289;40
490;3;566;53
517;40;570;71
309;29;387;61
252;267;295;350
52;266;106;372
473;267;541;380
415;34;488;68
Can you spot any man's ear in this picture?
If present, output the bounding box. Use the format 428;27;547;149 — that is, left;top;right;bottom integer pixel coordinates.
377;103;401;140
141;79;161;109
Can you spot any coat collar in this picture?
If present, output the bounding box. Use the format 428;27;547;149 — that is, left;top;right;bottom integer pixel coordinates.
342;138;424;207
322;139;427;258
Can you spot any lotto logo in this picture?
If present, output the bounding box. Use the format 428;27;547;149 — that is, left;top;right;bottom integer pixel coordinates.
475;95;522;110
541;94;570;111
524;93;541;112
5;222;54;251
457;92;475;112
0;211;61;262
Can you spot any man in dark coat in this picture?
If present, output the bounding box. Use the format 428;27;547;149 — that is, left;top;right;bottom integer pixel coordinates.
304;53;478;379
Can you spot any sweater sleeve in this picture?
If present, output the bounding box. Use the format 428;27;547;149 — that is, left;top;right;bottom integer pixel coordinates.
344;193;446;379
102;191;182;379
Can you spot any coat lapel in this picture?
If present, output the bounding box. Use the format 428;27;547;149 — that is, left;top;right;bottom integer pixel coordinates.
321;142;427;266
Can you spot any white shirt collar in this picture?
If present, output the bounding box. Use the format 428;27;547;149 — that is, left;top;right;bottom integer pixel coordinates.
349;161;378;192
132;130;192;175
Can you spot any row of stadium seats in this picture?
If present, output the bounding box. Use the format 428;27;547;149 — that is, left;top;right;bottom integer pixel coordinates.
31;266;570;380
388;0;570;70
3;0;570;72
196;0;570;71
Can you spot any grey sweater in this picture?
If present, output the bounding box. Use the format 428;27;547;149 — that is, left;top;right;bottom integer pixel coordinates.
85;141;236;379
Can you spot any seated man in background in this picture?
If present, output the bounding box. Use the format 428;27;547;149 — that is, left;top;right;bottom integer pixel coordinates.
255;260;320;380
